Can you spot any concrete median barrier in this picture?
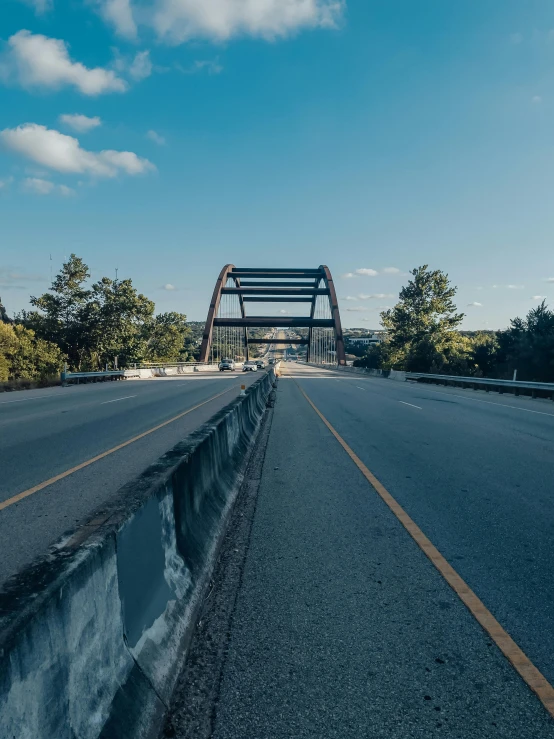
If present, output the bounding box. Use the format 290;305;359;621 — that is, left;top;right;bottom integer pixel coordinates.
0;369;276;739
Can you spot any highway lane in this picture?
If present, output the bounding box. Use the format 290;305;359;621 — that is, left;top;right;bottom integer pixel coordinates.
0;372;259;586
283;364;554;686
170;366;554;738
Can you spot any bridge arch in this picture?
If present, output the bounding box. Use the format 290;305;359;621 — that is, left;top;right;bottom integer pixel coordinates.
199;266;346;365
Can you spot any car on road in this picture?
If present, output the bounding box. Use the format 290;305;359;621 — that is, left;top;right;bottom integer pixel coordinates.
219;359;235;371
256;359;265;369
243;361;258;372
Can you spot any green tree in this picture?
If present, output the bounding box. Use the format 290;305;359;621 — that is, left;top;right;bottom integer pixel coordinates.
496;301;554;382
380;265;466;372
84;277;155;369
17;254;196;373
0;296;12;324
0;322;17;381
23;254;92;370
469;332;500;377
0;322;64;382
145;312;190;362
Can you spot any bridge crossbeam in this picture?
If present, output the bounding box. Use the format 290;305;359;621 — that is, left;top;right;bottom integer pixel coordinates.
214;317;335;328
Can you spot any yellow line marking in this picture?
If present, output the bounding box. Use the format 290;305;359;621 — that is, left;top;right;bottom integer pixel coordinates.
294;378;554;718
0;385;237;513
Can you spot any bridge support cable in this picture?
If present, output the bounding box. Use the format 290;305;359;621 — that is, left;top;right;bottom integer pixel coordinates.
199;266;346;365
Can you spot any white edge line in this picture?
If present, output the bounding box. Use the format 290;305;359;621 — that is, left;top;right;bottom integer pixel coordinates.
440;392;554;417
0;394;58;405
399;401;422;409
101;395;138;405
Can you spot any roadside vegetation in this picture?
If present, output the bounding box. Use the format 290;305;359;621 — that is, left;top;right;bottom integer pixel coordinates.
0;254;192;389
354;265;554;382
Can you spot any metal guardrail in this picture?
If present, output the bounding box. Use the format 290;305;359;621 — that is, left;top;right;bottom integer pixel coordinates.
406;372;554;397
61;370;125;385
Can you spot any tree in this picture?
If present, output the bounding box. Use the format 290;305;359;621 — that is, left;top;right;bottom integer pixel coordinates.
0;297;12;324
496;301;554;382
145;312;190;362
84;277;155;369
0;323;17;381
0;322;64;383
23;254;92;370
22;256;170;370
11;254;207;377
380;265;466;372
469;332;500;377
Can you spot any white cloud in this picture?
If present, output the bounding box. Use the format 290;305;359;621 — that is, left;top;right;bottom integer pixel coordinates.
59;184;76;196
532;95;542;104
129;51;152;81
162;283;176;290
278;309;289;314
507;284;524;289
176;58;223;75
341;272;355;279
343;296;357;301
346;306;368;312
355;268;378;277
358;293;394;300
382;267;400;274
0;267;45;289
545;277;554;283
1;123;156;179
96;0;137;40
531;295;546;300
22;177;74;196
152;0;345;44
147;130;166;146
19;0;52;14
59;114;102;133
467;302;482;307
4;31;127;96
23;177;55;194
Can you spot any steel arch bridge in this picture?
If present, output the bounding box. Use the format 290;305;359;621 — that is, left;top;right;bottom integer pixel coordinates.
199;266;346;365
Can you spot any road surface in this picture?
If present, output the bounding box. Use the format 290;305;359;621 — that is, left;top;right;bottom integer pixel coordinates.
167;362;554;738
0;371;259;586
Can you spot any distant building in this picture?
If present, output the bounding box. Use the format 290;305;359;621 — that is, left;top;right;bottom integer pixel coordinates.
348;334;382;346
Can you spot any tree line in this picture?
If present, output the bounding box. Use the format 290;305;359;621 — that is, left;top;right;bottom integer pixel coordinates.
0;255;193;384
354;265;554;382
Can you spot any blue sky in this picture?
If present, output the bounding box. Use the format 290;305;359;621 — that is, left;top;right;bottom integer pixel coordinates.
1;0;554;330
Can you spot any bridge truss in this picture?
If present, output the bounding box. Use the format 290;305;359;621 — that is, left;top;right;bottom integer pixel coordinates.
199;266;346;365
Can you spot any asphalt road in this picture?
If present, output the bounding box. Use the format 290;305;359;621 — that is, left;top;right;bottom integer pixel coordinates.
173;363;554;738
0;371;259;586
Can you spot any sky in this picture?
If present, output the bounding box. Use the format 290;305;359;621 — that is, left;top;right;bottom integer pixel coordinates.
1;0;554;330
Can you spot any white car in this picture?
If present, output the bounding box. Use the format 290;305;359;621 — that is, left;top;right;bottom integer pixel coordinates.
243;361;258;372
